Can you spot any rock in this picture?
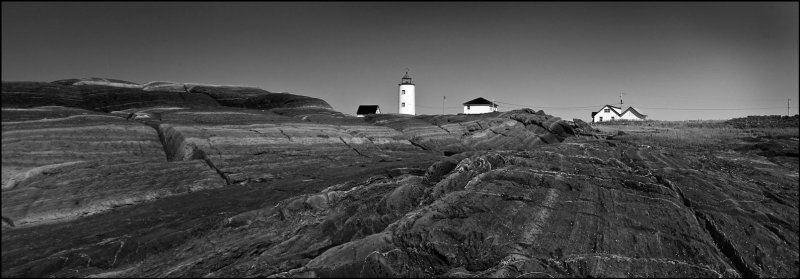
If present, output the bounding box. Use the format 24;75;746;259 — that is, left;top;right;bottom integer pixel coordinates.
141;81;189;92
364;110;577;154
111;140;796;278
422;157;459;183
188;85;333;110
0;106;228;228
4;79;336;114
155;108;426;184
75;84;220;112
366;114;467;152
571;118;596;135
2;159;226;228
2;77;795;278
64;77;143;88
1;106;166;190
1;82;84;108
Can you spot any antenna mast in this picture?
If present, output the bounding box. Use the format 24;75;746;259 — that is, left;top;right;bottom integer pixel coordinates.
442;96;445;115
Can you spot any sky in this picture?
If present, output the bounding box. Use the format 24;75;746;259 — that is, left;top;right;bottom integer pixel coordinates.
2;2;798;121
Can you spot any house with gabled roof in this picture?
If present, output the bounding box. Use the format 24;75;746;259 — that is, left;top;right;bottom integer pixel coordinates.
463;97;498;114
591;103;647;122
356;105;381;117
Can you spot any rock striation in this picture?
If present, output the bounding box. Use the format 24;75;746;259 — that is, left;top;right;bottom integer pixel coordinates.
1;106;227;228
106;139;797;278
2;79;332;113
156;108;425;184
363;109;583;154
1;106;166;191
1;82;84;108
2;159;225;228
188;85;333;110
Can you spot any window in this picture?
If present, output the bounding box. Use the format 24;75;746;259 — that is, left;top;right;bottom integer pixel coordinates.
467;105;471;110
604;108;610;113
611;117;615;120
599;117;603;122
402;90;405;95
401;102;405;107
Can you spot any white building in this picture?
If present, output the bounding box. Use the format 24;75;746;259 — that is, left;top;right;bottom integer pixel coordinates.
591;104;647;122
463;97;498;114
398;71;415;115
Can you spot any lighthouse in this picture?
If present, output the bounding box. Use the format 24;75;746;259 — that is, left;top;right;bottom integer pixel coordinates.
398;71;415;115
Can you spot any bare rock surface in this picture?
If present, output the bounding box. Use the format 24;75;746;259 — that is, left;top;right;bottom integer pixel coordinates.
2;159;225;228
2;80;219;112
156;110;426;184
188;85;333;110
363;109;581;154
2;79;330;113
0;106;230;230
52;77;142;87
103;140;797;278
1;82;84;108
1;106;166;191
53;77;143;88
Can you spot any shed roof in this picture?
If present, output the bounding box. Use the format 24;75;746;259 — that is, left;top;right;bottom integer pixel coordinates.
463;97;496;105
356;105;380;115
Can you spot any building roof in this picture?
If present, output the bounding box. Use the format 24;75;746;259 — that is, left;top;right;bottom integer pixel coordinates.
593;104;648;118
463;97;496;105
594;104;621;114
356;105;380;115
622;107;647;118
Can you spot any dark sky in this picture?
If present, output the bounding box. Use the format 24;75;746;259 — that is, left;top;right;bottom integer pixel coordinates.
3;2;798;120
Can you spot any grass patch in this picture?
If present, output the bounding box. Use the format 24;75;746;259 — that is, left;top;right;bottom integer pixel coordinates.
592;119;799;151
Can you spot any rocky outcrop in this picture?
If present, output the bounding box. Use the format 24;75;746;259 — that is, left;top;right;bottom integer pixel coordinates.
188;85;333;110
363;109;582;154
154;108;425;184
570;118;597;135
366;114;467;153
2;159;225;228
2;79;332;114
53;77;143;88
75;84;219;112
1;77;796;278
1;106;166;190
0;106;230;228
141;81;189;92
1;82;84;108
114;140;796;278
1;81;219;112
147;107;579;185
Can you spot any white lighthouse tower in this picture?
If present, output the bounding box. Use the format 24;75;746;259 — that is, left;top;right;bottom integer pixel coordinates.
398;71;415;115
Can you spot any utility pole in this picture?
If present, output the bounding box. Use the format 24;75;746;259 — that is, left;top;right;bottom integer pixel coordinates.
789;98;791;116
442;96;446;115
